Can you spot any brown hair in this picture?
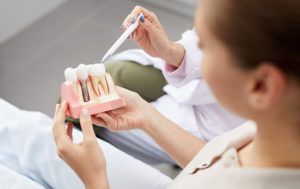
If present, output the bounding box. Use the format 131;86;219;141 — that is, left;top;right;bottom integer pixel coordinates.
207;0;300;80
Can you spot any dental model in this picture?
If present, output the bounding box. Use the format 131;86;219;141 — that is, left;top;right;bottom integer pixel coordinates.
61;63;126;118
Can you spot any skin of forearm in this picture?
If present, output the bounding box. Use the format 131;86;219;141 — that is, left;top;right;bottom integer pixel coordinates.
142;105;206;168
83;171;110;189
163;42;186;68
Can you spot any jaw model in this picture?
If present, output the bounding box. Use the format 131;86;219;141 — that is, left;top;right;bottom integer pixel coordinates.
61;63;126;118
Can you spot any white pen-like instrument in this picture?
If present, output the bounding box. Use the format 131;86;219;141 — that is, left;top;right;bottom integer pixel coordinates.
101;13;144;62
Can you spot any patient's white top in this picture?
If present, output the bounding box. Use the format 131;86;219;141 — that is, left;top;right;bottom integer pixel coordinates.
168;121;300;189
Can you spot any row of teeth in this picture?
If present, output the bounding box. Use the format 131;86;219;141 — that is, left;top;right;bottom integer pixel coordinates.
64;63;105;82
64;63;109;101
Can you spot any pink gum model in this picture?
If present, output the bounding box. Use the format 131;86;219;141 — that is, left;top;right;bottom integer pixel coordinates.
60;73;126;118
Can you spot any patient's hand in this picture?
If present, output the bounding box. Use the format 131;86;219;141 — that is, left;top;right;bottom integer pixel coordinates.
52;101;109;189
92;86;155;132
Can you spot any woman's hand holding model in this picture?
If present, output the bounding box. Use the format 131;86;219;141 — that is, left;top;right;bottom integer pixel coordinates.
52;101;109;189
92;87;154;132
93;87;205;168
122;6;185;67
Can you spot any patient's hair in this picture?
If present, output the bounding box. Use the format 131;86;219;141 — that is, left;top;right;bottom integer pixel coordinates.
207;0;300;81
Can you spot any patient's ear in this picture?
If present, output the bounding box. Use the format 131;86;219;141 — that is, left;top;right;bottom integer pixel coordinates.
247;63;286;110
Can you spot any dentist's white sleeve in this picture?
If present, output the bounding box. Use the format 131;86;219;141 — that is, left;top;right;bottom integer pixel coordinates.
107;28;216;105
162;28;203;87
0;99;172;189
162;29;217;105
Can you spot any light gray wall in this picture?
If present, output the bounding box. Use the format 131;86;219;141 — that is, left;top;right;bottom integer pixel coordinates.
0;0;66;44
138;0;198;18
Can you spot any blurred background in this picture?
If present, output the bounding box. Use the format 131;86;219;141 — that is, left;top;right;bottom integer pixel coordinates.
0;0;195;116
0;0;195;178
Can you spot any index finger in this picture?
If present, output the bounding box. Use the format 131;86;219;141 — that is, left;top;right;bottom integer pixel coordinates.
52;101;68;141
57;101;68;124
79;109;97;141
122;6;156;30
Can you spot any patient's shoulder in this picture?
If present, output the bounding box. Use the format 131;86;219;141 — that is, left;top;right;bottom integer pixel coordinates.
183;121;256;173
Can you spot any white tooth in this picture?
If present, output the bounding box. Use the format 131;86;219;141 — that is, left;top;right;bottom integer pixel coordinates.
89;64;99;95
93;63;105;77
64;67;79;99
87;64;94;76
88;64;100;95
91;77;100;95
76;64;89;80
64;67;77;82
90;63;108;95
99;75;109;94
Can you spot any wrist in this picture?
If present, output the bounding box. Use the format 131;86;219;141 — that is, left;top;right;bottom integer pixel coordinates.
164;42;185;68
141;104;162;134
84;170;109;189
139;100;155;131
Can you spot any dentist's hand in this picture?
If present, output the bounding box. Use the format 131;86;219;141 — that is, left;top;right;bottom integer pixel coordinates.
121;6;185;67
52;102;109;189
92;86;155;132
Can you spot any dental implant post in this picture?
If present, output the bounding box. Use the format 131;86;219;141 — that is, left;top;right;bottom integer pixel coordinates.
76;64;90;102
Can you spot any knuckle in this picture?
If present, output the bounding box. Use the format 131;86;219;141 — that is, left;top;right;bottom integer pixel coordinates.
132;91;140;99
56;143;66;156
124;14;130;22
52;123;58;131
85;138;95;145
57;150;63;158
134;5;142;10
151;12;157;18
107;125;114;132
81;119;89;126
53;120;58;126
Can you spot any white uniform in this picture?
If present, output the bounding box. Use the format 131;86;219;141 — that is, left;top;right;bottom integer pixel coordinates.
101;29;245;164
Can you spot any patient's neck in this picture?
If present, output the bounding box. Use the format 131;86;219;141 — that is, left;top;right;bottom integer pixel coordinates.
239;114;300;168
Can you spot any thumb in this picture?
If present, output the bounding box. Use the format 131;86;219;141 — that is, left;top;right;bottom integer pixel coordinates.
80;109;96;140
116;86;132;95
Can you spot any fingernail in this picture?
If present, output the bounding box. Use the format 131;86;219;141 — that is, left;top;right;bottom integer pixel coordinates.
140;15;145;22
120;24;124;29
130;17;135;23
81;109;89;117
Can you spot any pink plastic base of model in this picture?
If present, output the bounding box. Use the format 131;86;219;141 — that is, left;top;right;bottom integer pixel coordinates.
60;73;126;118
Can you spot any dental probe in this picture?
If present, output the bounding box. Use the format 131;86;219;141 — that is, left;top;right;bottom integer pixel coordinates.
101;13;144;62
